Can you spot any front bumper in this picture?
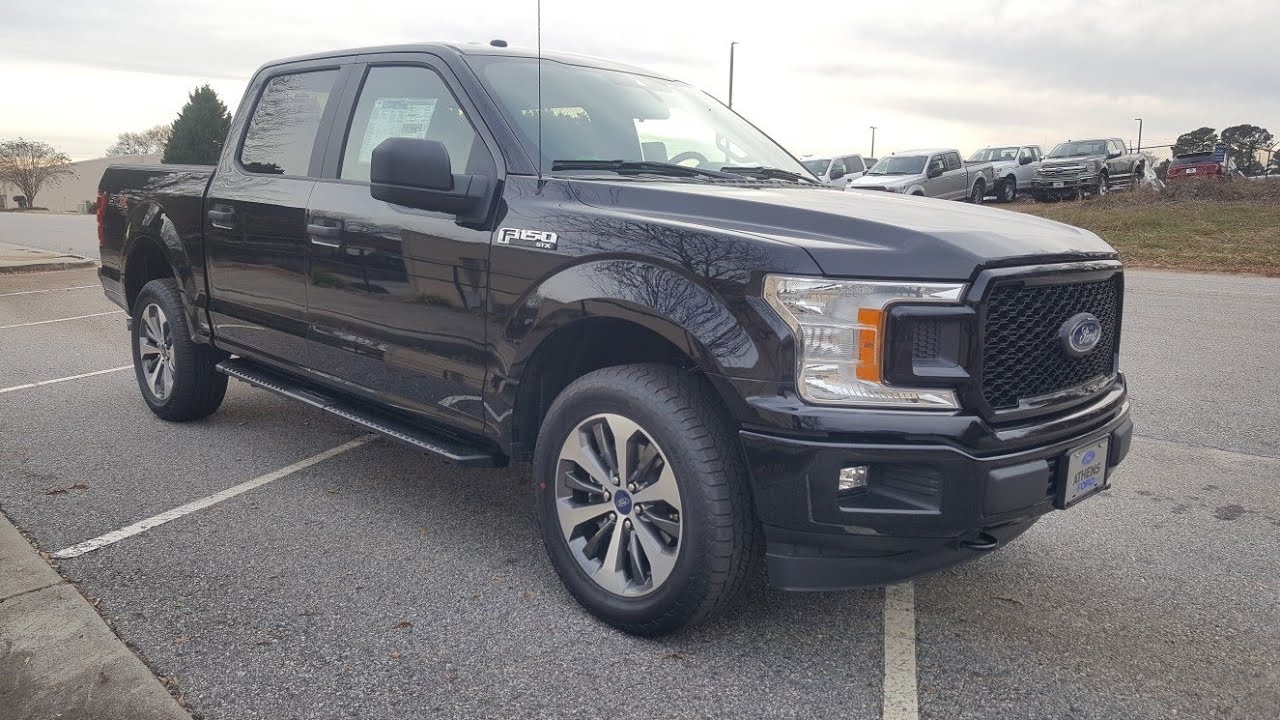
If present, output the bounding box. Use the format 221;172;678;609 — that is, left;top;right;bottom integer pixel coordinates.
735;380;1132;591
1031;175;1097;193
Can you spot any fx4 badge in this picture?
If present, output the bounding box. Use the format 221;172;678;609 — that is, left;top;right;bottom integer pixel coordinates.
497;227;558;250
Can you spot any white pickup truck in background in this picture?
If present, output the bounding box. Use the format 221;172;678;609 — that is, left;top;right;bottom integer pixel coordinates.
801;153;874;187
847;148;995;202
968;145;1042;202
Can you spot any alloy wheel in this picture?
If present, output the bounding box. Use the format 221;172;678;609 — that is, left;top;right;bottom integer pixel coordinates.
555;413;683;596
138;302;175;401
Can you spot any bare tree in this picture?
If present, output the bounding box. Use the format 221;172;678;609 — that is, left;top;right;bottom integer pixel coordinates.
105;125;172;156
0;138;77;208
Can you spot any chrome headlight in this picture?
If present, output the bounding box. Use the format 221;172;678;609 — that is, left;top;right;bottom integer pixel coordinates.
763;276;965;409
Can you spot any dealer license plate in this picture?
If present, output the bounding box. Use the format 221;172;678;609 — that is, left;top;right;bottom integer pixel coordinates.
1186;167;1197;174
1052;181;1065;188
1057;437;1109;508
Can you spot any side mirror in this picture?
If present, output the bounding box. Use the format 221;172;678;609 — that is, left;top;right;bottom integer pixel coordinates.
830;167;846;180
370;138;489;221
1106;151;1121;159
1020;155;1033;165
927;166;944;179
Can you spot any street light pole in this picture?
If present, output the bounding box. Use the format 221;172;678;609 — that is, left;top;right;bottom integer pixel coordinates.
1134;118;1143;154
869;126;877;159
728;41;739;109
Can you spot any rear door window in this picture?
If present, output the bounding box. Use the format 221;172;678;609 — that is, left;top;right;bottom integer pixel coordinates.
842;155;864;173
944;152;961;170
339;65;491;182
240;70;340;176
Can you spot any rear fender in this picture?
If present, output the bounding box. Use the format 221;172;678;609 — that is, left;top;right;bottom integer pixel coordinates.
122;202;206;339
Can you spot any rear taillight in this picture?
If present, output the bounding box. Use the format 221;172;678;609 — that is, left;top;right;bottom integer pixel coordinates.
96;191;106;247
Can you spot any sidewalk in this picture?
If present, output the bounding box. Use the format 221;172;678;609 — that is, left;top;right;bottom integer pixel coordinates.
0;241;95;274
0;513;191;720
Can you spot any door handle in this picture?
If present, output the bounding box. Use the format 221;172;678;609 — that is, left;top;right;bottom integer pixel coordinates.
307;219;343;248
208;205;236;230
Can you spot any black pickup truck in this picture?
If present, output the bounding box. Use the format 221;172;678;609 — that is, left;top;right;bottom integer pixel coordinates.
98;43;1132;636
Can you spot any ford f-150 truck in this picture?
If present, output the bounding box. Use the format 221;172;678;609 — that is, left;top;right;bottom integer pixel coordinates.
848;148;996;202
968;145;1042;202
97;43;1132;636
1031;138;1145;201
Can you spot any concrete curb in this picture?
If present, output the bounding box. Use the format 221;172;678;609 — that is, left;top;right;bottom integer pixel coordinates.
0;512;192;719
0;241;97;275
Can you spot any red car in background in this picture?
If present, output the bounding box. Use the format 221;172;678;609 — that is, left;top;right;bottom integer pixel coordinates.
1166;151;1233;181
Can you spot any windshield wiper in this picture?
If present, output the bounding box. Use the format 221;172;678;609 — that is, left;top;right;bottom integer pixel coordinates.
550;160;737;179
719;166;820;185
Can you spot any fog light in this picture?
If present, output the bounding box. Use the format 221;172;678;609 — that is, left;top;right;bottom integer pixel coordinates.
838;465;869;494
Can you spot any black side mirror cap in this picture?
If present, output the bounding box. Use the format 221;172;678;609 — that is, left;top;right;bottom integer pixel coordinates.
1020;155;1033;165
927;166;944;179
1107;152;1122;159
370;137;491;223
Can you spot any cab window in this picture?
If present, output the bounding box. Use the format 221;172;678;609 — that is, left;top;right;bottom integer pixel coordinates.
943;152;961;171
340;65;493;182
240;70;340;176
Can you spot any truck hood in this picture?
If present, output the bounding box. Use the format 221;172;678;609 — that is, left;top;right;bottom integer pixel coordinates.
568;180;1116;279
847;173;918;189
1040;155;1105;169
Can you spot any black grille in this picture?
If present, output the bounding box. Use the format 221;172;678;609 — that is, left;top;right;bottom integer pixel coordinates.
982;274;1120;410
912;320;942;361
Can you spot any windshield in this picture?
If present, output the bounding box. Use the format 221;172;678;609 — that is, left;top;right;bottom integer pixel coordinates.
802;158;832;175
968;146;1020;162
469;56;811;177
867;155;927;175
1048;141;1108;158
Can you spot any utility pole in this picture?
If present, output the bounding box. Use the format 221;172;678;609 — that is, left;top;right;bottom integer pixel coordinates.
1134;118;1143;154
728;42;739;109
869;126;877;159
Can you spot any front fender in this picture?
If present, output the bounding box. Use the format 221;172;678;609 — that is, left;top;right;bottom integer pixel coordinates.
123;201;205;338
505;258;767;378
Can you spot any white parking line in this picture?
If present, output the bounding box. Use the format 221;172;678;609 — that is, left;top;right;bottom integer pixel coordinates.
51;435;377;559
0;284;98;298
0;310;123;330
883;582;919;720
0;365;132;395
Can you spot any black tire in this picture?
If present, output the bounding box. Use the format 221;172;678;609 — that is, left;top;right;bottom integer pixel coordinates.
131;278;228;421
968;179;986;204
996;177;1017;203
1094;172;1109;197
533;364;758;636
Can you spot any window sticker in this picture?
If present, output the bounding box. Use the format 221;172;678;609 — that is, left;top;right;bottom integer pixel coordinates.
358;97;438;162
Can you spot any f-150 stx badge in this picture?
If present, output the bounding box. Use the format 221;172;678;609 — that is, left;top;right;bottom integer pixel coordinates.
497;228;558;250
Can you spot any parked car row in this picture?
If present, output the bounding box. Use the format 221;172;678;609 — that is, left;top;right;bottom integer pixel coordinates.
836;137;1147;204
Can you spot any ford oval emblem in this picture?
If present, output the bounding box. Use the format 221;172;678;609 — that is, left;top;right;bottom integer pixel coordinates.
613;489;633;515
1060;312;1103;357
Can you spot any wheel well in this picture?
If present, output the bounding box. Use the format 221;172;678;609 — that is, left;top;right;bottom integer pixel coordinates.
511;317;696;461
123;237;171;313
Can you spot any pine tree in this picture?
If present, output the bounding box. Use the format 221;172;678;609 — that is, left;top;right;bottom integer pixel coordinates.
162;85;232;165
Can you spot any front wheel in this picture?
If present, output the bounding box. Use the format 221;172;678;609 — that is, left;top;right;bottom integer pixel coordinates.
131;278;228;421
533;364;758;636
1094;173;1109;197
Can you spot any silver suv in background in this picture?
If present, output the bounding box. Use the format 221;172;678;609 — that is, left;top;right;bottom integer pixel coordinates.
848;148;995;202
802;153;873;187
968;145;1042;202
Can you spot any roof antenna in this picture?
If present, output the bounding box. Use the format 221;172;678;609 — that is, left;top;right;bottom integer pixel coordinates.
536;0;543;180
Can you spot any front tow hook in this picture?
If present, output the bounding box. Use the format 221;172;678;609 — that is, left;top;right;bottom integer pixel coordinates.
962;532;1000;551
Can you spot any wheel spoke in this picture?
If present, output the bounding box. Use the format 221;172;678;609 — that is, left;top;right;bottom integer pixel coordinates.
146;360;164;398
640;510;680;540
604;415;641;483
632;520;676;587
591;520;629;594
626;525;645;582
561;469;602;496
556;498;611;539
144;306;163;344
560;435;612;488
633;465;681;513
138;341;161;357
628;441;662;487
591;422;618;478
581;515;616;559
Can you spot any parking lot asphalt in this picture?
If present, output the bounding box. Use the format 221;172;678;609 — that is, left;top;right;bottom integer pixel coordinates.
1;265;1277;720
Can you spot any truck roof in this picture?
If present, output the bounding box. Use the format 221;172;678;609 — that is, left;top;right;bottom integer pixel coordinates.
259;42;677;81
891;148;954;156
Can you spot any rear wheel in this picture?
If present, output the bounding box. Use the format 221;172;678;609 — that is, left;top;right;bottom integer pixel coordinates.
969;179;986;204
533;364;757;636
997;177;1017;203
131;278;228;421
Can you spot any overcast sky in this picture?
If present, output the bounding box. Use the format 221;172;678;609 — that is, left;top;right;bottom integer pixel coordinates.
2;0;1276;161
